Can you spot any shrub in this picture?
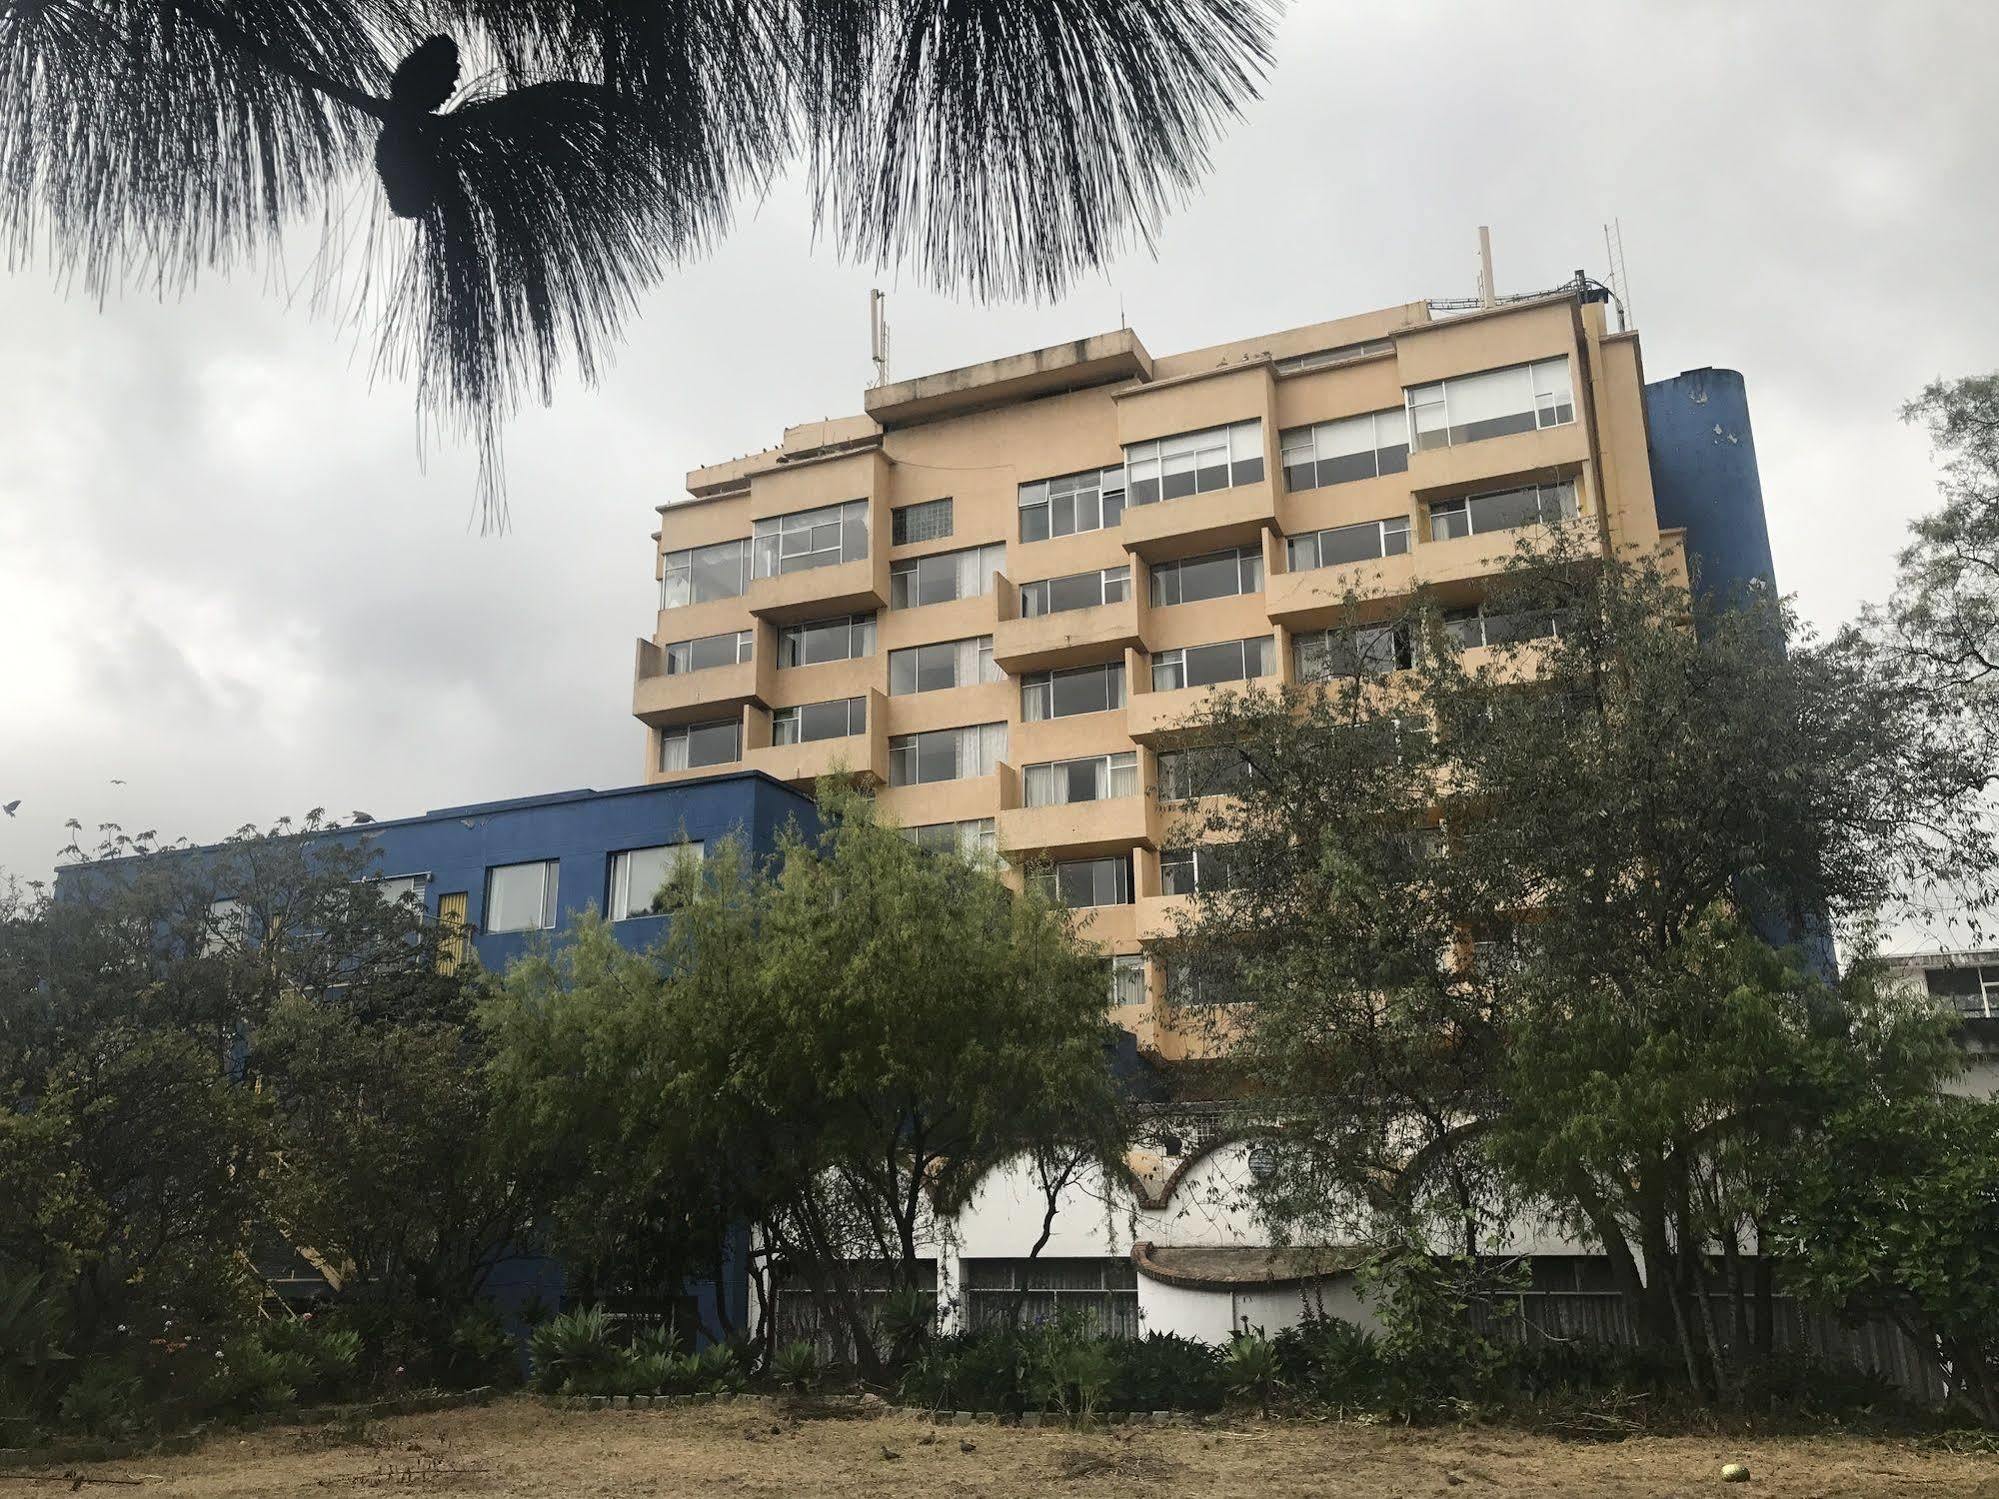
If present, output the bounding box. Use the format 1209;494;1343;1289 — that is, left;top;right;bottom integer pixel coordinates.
876;1288;935;1369
1273;1314;1387;1408
259;1316;362;1404
447;1305;521;1388
898;1329;1026;1413
528;1306;620;1395
57;1361;144;1440
1021;1313;1113;1422
771;1340;820;1394
1734;1349;1905;1417
690;1342;744;1394
1108;1332;1224;1412
1223;1329;1282;1416
203;1335;298;1416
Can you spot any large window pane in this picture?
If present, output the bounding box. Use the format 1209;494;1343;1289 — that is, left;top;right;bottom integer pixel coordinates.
485;860;556;933
610;842;702;920
753;500;868;579
1404;358;1575;454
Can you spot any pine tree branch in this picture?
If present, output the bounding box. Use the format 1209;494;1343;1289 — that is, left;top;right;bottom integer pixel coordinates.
160;0;392;120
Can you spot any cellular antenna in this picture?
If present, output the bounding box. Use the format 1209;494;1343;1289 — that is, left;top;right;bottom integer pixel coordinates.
869;288;892;388
1477;225;1497;308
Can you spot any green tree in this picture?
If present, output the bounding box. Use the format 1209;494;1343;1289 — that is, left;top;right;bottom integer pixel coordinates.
1887;374;1999;697
1772;1089;1999;1428
485;782;1126;1380
1;1;1278;521
1170;541;1983;1392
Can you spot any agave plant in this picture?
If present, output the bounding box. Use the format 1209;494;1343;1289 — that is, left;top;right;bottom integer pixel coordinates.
1223;1328;1282;1418
527;1305;620;1394
0;0;1282;526
770;1340;820;1395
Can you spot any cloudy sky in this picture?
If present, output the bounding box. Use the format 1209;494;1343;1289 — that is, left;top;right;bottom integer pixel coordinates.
2;1;1995;892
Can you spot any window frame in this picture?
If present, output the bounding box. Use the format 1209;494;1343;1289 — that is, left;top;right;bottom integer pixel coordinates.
1150;636;1274;692
1017;466;1128;543
659;717;743;770
608;842;703;921
1031;853;1134;909
750;499;869;580
1148;547;1263;608
1286;516;1412;572
1019;565;1131;619
889;543;1007;610
887;635;999;696
663;629;754;675
660;538;750;608
1021;751;1139;808
771;696;867;746
1292;622;1414;680
1405;357;1575;453
1428;480;1579;542
777;613;876;668
484;859;558;934
1020;661;1127;721
1124;420;1265;505
886;722;1008;787
1279;407;1412;491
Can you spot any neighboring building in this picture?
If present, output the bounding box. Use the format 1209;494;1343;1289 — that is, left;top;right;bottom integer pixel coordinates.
54;771;820;1341
636;285;1768;1061
1879;949;1999;1098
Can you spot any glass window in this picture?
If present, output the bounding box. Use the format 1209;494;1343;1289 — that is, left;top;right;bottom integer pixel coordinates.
1405;357;1574;453
1273;338;1395;374
1280;408;1411;491
778;613;875;667
888;723;1008;786
750;499;868;579
1124;420;1264;505
1157;744;1251;801
1151;637;1273;692
1149;547;1263;607
659;717;742;770
485;859;557;933
1018;467;1127;543
1108;953;1145;1008
1019;566;1129;618
1293;623;1413;679
892;497;954;546
890;543;1007;609
661;539;750;608
888;636;999;696
1925;965;1999;1020
1021;662;1125;721
609;842;702;920
1286;517;1411;572
1443;607;1563;651
1160;845;1234;896
1429;481;1578;542
772;696;866;745
1031;854;1133;909
902;818;999;862
1022;752;1139;807
664;629;753;674
369;874;426;910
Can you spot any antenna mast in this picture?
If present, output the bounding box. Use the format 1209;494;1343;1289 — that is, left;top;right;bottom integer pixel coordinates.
869;289;891;388
1477;226;1497;308
1602;219;1632;331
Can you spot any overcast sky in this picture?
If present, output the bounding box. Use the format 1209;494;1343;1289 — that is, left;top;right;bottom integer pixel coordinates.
2;1;1995;895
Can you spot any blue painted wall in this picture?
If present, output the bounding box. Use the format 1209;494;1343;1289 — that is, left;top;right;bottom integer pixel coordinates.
1643;366;1780;601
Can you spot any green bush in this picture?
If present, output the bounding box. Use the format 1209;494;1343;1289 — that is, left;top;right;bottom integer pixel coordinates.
447;1305;521;1388
528;1306;620;1395
1021;1313;1113;1422
771;1340;820;1394
1108;1332;1224;1412
1734;1349;1905;1417
1222;1329;1282;1415
57;1361;144;1440
1272;1314;1387;1408
258;1316;362;1404
203;1335;298;1416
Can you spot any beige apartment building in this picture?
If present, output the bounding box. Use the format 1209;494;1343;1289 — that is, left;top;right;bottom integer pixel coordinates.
634;287;1686;1058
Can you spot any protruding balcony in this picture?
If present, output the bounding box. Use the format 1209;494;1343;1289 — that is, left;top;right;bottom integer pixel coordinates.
1120;480;1276;563
991;574;1147;674
1264;552;1419;628
1404;420;1589;498
631;638;772;728
744;689;889;787
744;546;889;622
999;793;1161;860
1135;890;1196;943
1125;678;1271;747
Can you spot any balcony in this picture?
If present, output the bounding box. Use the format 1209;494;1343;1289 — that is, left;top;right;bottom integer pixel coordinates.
1135;890;1196;943
744;689;888;787
998;793;1161;860
744;548;889;622
631;638;771;727
1416;514;1597;595
1125;679;1271;746
1404;421;1589;498
992;580;1146;674
1264;551;1419;628
1120;480;1276;563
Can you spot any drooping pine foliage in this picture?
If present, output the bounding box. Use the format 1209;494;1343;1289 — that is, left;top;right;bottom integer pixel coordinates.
0;0;1280;524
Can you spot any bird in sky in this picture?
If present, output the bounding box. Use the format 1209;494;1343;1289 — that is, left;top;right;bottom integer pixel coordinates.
109;778;127;785
2;800;18;817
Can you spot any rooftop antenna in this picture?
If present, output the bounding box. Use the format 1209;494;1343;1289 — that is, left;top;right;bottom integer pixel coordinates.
1477;225;1497;308
869;288;891;388
1602;219;1632;331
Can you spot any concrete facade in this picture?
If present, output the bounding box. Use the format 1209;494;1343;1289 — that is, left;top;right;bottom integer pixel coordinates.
639;291;1719;1059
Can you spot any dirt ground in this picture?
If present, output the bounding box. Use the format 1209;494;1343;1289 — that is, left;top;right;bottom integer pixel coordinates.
36;1396;1999;1498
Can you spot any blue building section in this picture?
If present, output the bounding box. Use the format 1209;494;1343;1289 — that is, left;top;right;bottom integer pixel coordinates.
1643;366;1780;601
57;770;819;1346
